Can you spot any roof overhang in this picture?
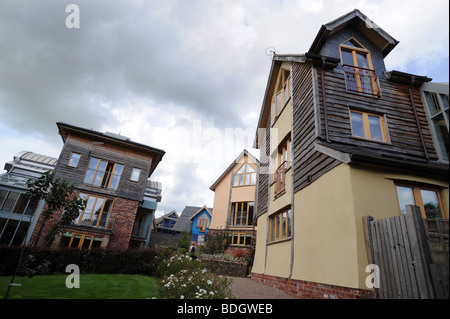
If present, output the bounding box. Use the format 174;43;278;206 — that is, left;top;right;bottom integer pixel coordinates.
308;9;399;58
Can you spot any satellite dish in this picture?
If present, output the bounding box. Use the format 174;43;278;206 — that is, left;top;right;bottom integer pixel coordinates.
265;47;276;59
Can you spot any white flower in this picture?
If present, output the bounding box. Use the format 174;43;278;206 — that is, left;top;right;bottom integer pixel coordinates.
180;295;184;299
202;268;207;273
209;291;214;295
207;280;212;285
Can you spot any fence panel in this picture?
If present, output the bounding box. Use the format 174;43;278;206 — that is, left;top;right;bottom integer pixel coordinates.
363;205;448;299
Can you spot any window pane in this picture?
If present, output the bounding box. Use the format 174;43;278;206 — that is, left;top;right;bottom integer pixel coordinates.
275;215;280;239
109;164;123;190
93;161;107;187
59;233;72;248
248;202;254;225
287;209;292;237
432;113;449;161
233;175;239;187
396;186;415;215
130;168;141;182
230;203;236;226
282;212;287;238
233;233;238;245
101;162;115;188
356;52;369;69
71;234;82;248
98;199;113;228
239;175;244;186
0;190;8;208
270;218;275;241
341;50;354;66
81;236;92;249
236;203;242;225
91;237;102;249
351;112;365;138
79;196;95;224
368;115;383;141
420;190;443;219
439;94;449;110
245;234;252;246
276;91;282;115
425;92;440;116
236;164;246;174
13;194;30;215
90;198;105;226
84;158;99;184
239;234;245;245
1;192;19;212
68;153;81;167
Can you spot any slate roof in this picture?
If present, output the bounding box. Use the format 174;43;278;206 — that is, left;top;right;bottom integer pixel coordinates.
172;206;213;233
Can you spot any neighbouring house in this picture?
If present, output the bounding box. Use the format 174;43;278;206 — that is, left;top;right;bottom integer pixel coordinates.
189;206;213;247
172;205;213;245
0;151;57;246
30;122;165;250
154;210;179;234
252;9;449;299
209;149;259;257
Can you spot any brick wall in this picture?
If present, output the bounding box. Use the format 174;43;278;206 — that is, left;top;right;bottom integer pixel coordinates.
30;190;140;250
251;273;375;299
106;197;139;250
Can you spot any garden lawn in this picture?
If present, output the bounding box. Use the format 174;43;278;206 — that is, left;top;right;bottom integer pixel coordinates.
0;274;158;299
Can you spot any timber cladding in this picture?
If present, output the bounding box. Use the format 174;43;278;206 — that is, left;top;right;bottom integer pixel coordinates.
55;134;152;202
291;61;340;193
317;68;437;160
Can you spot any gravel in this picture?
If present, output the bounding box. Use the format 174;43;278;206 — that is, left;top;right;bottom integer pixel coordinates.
228;276;294;299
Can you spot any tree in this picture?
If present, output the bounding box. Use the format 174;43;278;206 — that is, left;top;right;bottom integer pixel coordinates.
4;170;86;299
27;170;87;246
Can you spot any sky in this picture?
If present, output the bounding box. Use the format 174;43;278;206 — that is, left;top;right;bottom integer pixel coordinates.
0;0;448;218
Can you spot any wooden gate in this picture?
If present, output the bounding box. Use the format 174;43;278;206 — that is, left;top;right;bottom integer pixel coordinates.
363;205;449;299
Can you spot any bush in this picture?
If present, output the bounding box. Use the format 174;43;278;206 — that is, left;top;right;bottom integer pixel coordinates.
0;246;174;276
156;253;234;299
202;230;231;255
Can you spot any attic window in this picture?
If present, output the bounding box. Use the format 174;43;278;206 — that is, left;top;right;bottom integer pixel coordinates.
340;38;380;97
233;163;256;186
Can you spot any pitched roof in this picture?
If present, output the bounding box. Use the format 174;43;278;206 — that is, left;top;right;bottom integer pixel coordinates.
189;206;213;220
308;9;399;58
172;206;213;232
209;149;259;191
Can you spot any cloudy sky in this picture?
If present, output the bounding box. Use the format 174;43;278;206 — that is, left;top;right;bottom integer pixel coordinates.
1;0;448;217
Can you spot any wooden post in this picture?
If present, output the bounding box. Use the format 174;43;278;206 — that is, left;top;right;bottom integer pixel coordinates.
362;215;379;298
405;205;436;298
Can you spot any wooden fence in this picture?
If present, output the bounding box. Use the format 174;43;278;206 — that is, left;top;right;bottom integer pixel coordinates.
363;205;449;299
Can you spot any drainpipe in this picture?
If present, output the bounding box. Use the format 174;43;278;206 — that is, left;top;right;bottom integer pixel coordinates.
408;76;429;160
320;57;330;143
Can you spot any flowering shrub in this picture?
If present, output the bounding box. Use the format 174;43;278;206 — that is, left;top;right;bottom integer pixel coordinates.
156;254;234;299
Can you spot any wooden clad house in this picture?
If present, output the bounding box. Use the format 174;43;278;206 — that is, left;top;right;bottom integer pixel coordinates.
31;122;165;250
252;9;449;299
209;149;259;257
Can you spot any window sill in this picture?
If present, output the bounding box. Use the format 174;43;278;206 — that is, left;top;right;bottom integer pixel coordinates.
267;236;292;245
349;136;390;145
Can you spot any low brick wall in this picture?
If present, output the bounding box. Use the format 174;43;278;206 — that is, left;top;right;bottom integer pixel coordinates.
199;255;249;277
251;273;374;299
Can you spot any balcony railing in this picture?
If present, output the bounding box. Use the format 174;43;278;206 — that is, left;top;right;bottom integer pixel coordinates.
343;64;381;97
274;161;287;197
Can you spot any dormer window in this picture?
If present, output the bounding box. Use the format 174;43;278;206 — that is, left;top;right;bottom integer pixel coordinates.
340;38;380;97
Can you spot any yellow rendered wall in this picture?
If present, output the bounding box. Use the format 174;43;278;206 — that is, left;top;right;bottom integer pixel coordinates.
209;169;232;230
291;164;360;288
252;214;267;274
290;163;449;290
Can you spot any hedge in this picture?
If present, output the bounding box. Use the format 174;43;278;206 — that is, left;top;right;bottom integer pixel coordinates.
0;246;176;277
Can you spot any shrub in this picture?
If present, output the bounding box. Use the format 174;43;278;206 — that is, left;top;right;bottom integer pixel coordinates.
156;254;234;299
202;230;231;255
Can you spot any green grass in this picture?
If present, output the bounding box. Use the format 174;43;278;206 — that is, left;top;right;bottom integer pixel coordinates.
0;274;159;299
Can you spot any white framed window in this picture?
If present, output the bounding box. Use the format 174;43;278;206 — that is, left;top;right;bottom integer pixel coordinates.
422;90;449;161
130;168;141;182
